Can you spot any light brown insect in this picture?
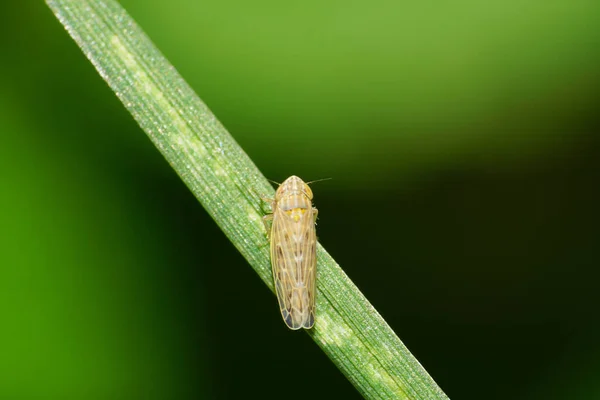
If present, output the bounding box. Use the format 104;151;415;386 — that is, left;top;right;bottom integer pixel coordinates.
263;176;317;330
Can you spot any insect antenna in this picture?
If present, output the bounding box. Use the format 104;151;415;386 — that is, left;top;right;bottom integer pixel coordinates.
305;177;332;185
266;178;281;187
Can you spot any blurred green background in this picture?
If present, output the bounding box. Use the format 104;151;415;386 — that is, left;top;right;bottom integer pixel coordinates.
1;1;599;399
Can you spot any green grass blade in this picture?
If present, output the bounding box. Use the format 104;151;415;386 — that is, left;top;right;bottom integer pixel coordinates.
45;1;450;398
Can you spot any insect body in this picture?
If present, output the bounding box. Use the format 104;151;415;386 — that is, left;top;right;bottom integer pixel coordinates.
263;176;318;330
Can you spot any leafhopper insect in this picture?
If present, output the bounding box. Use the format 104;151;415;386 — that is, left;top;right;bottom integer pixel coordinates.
263;176;317;330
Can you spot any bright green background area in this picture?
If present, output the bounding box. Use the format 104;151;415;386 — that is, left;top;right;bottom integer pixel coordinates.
2;1;599;399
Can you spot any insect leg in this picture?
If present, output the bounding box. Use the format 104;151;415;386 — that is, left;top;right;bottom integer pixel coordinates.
262;214;274;238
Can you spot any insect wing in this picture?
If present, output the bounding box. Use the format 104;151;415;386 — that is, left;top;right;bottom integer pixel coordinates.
270;206;316;330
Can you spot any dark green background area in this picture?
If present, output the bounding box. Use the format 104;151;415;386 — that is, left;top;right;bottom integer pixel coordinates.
1;1;599;399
